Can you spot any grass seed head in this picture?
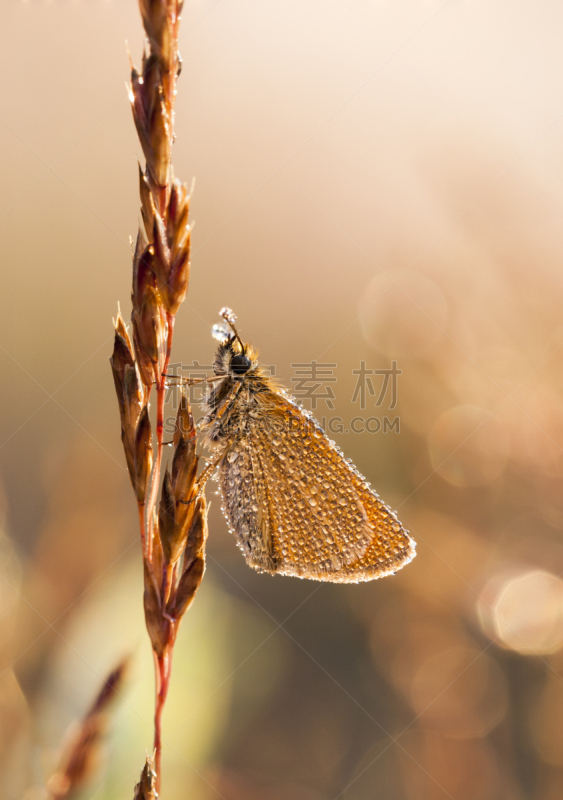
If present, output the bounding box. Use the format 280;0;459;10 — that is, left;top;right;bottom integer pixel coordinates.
171;392;197;490
110;317;146;490
184;495;207;563
132;238;168;387
133;405;153;504
142;556;169;657
133;755;158;800
112;0;207;790
171;555;205;619
158;466;184;564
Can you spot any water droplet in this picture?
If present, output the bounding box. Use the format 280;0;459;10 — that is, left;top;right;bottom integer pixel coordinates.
212;322;230;343
219;306;237;325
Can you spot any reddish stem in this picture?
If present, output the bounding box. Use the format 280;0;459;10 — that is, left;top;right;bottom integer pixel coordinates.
146;314;176;561
145;7;182;790
150;312;176;793
156;315;175;449
153;647;173;794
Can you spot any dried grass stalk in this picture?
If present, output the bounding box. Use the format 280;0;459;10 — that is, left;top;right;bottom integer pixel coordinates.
46;659;129;800
110;0;208;792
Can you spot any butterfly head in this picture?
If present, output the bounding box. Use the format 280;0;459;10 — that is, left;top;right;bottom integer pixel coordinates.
230;350;252;377
214;335;258;380
212;308;259;381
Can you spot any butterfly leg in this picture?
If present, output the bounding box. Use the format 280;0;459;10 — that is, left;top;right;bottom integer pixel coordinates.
161;373;224;386
194;454;223;493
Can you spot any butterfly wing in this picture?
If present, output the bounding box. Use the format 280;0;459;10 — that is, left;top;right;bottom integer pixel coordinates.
219;435;278;575
218;389;416;583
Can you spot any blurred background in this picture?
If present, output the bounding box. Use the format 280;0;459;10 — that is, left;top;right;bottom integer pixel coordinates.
2;0;563;798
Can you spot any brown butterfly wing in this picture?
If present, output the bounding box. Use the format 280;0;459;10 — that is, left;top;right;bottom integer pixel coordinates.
219;437;278;574
218;390;416;583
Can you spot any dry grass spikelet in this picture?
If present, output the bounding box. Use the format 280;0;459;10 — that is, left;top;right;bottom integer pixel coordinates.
46;659;129;800
133;756;158;800
111;0;208;791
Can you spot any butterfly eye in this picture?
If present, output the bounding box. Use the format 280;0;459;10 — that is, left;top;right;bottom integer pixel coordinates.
231;354;251;376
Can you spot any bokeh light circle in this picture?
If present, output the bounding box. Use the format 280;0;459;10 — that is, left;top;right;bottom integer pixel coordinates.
479;569;563;655
358;271;448;357
410;647;507;739
428;405;509;486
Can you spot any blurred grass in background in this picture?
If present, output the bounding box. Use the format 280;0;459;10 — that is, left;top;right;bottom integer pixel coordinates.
2;1;563;798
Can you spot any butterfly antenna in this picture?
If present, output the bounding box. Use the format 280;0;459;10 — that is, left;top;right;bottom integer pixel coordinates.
219;307;245;351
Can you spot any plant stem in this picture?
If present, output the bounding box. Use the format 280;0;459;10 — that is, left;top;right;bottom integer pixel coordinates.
146;314;175;561
150;312;175;784
153;649;173;793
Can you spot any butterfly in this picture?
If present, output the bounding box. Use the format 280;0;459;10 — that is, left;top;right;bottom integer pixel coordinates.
199;308;416;583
